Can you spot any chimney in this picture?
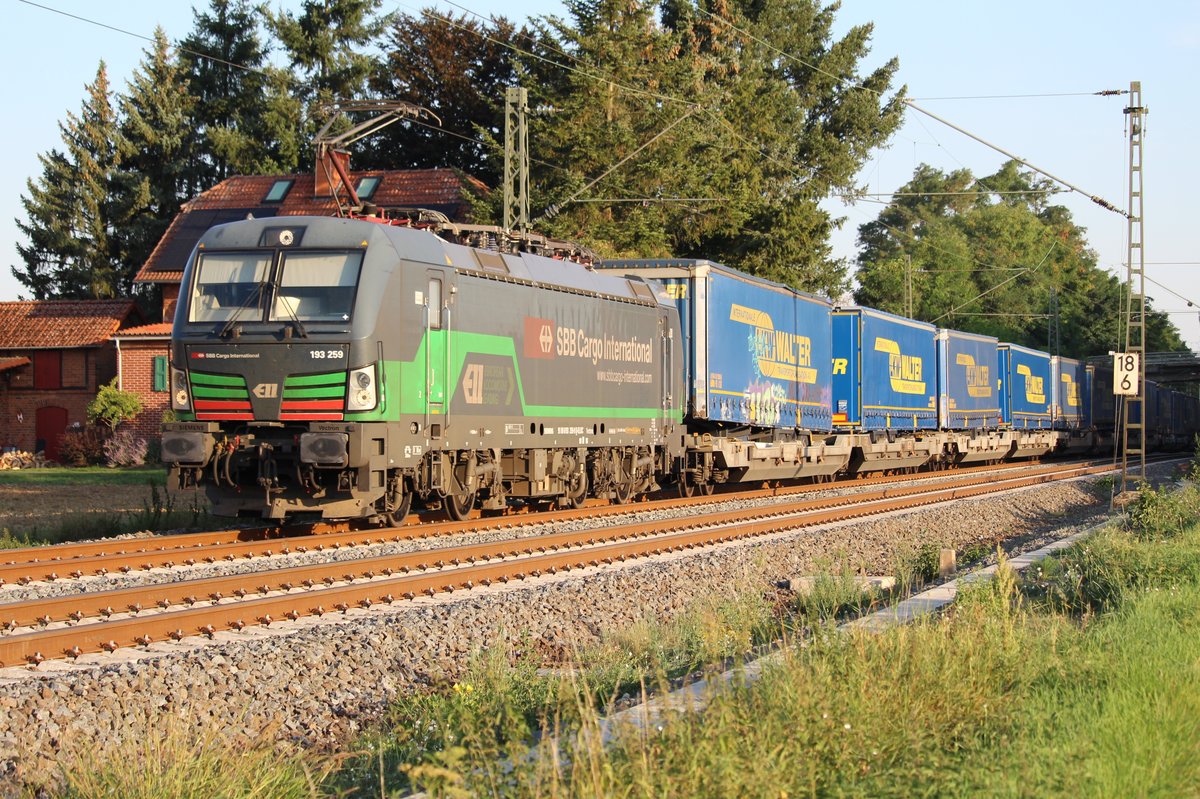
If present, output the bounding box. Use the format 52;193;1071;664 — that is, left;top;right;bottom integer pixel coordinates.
315;147;351;198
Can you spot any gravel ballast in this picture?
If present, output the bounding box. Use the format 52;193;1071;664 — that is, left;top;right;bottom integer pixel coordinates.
0;469;1163;788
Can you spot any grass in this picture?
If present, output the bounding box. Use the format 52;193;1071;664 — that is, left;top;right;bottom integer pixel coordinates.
0;465;167;486
45;720;333;799
40;482;1200;798
0;479;212;547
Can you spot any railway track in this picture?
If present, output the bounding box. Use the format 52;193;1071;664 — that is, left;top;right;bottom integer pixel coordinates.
0;458;1122;668
0;457;1120;586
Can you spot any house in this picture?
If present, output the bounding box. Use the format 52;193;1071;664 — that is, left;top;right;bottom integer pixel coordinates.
0;300;142;460
123;165;481;441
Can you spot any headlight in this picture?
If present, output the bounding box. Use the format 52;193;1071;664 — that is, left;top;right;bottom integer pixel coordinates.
347;364;377;411
171;367;191;412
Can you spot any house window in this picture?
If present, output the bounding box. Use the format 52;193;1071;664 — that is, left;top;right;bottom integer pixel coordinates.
263;179;294;203
355;176;382;200
33;350;61;390
153;356;169;392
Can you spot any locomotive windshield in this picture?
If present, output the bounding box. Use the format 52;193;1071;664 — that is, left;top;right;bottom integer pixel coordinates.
188;252;272;323
270;251;362;323
186;250;363;325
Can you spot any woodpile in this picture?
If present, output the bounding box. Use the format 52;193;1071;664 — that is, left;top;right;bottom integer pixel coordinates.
0;451;53;470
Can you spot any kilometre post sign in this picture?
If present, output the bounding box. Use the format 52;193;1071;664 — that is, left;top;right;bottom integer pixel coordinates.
1113;352;1139;396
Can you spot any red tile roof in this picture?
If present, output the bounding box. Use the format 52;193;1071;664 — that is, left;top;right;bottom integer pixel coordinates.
136;168;482;284
0;300;141;349
0;356;31;373
113;322;173;338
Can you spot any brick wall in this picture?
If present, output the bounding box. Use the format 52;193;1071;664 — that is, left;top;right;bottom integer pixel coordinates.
118;338;171;443
0;347;110;455
162;284;179;322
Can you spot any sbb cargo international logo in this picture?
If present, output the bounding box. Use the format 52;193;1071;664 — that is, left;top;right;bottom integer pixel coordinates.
523;317;556;359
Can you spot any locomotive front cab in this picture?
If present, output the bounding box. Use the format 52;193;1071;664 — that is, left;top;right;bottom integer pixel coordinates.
162;218;398;519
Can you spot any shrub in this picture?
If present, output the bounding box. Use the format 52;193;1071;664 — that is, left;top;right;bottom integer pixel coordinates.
57;426;106;466
87;378;143;433
103;430;148;467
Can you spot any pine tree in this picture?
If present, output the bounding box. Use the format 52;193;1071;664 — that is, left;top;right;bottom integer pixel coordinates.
113;29;195;306
178;0;274;188
14;63;125;299
267;0;388;161
268;0;387;103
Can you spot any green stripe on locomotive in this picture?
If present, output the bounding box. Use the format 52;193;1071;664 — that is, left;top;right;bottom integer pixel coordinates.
343;330;679;422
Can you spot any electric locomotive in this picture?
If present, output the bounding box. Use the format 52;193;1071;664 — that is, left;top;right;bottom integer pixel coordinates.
161;214;685;521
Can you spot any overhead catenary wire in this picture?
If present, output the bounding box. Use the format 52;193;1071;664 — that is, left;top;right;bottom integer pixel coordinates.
911;90;1126;101
17;0;282;80
930;241;1058;324
901;99;1129;217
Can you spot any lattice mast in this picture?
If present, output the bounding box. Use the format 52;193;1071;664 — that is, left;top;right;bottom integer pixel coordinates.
1121;81;1147;490
503;87;530;233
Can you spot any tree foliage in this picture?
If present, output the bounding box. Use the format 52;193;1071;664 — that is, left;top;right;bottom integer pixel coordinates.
475;0;906;297
854;161;1186;357
14;63;128;299
87;378;144;433
364;10;526;185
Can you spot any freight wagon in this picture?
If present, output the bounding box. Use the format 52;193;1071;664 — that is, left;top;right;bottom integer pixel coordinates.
602;259;848;486
935;328;1011;464
998;343;1057;458
831;307;941;472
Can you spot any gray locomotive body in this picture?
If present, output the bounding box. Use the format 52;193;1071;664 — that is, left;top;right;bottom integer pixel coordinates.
162;216;684;521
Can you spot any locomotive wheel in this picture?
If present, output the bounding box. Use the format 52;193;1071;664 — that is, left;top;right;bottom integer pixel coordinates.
376;475;412;527
445;489;476;521
563;470;588;509
382;490;412;527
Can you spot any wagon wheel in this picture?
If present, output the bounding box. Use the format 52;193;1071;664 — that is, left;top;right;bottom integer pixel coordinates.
444;488;476;521
678;471;696;498
697;479;714;496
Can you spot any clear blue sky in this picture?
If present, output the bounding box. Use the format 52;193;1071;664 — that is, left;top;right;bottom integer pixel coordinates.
3;0;1198;349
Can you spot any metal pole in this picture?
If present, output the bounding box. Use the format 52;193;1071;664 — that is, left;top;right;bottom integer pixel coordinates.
503;87;530;233
1120;81;1147;491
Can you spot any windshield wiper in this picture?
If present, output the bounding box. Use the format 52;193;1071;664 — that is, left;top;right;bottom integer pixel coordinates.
275;293;309;339
219;280;268;339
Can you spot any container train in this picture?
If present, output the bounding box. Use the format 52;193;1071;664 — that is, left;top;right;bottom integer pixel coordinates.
160;214;1199;521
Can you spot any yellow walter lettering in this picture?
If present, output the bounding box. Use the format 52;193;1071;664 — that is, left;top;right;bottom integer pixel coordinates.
832;358;848;375
956;353;992;398
729;304;817;384
874;337;925;395
1061;373;1080;407
1017;364;1046;404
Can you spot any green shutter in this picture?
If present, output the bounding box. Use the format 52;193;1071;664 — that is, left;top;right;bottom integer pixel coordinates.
153;356;169;392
